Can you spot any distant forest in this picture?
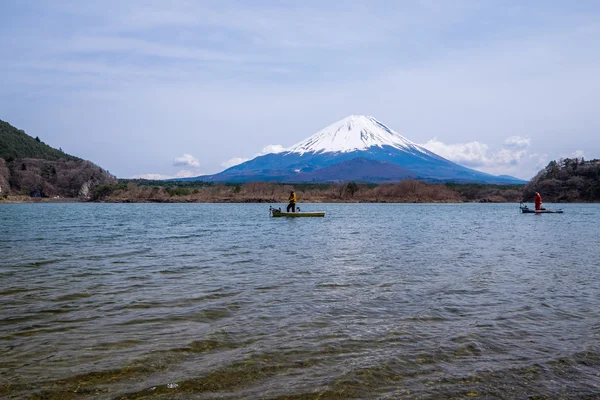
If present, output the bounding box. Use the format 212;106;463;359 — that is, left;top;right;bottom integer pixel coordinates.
88;179;525;203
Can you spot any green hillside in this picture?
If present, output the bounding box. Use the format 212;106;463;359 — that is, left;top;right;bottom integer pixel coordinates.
0;119;79;161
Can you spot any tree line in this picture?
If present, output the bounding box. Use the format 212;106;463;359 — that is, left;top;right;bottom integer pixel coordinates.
90;179;525;203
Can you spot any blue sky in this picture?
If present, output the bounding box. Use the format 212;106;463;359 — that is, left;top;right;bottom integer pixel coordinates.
1;0;599;180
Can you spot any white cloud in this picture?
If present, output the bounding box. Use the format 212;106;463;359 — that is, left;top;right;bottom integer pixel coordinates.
131;173;172;180
220;144;285;169
504;136;531;149
566;150;586;159
173;154;200;167
420;138;490;167
131;169;199;180
172;169;197;178
261;144;285;154
221;157;249;169
419;135;544;178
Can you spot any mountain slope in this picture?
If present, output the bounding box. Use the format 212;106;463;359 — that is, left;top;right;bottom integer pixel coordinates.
184;115;525;184
292;158;418;183
0;119;79;161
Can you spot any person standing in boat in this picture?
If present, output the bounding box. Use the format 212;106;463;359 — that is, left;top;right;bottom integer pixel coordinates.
534;192;543;211
287;190;297;212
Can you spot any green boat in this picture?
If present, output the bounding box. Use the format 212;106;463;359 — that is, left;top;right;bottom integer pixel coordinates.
270;206;325;217
519;203;563;214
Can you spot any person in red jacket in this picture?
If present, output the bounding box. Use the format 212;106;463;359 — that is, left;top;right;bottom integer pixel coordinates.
534;192;542;211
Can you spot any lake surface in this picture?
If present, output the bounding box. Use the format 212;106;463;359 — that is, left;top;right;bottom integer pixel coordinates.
1;202;599;399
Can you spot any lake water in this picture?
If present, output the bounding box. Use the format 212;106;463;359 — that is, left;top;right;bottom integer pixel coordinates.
1;202;599;399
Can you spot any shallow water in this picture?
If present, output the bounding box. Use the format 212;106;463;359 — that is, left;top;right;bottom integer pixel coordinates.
1;202;599;399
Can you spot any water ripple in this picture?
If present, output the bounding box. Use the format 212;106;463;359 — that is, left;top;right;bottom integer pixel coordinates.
1;202;599;399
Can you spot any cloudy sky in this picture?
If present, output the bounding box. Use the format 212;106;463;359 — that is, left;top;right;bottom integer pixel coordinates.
1;0;599;180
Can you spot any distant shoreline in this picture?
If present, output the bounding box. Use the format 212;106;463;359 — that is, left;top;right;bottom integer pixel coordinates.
2;196;596;204
0;196;472;204
0;196;84;204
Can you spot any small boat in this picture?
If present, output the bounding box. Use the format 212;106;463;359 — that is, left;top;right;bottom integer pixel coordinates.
270;206;325;217
519;203;563;214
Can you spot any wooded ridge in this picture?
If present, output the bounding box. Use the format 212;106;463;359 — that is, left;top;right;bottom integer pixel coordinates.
523;158;600;202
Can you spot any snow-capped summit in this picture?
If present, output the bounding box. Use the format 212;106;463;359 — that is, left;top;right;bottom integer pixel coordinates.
287;115;426;155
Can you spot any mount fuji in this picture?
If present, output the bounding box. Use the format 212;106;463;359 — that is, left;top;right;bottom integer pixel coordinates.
183;115;525;184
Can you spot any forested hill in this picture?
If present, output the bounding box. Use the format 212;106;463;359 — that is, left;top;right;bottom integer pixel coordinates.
0;119;79;161
0;119;116;198
523;158;600;202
